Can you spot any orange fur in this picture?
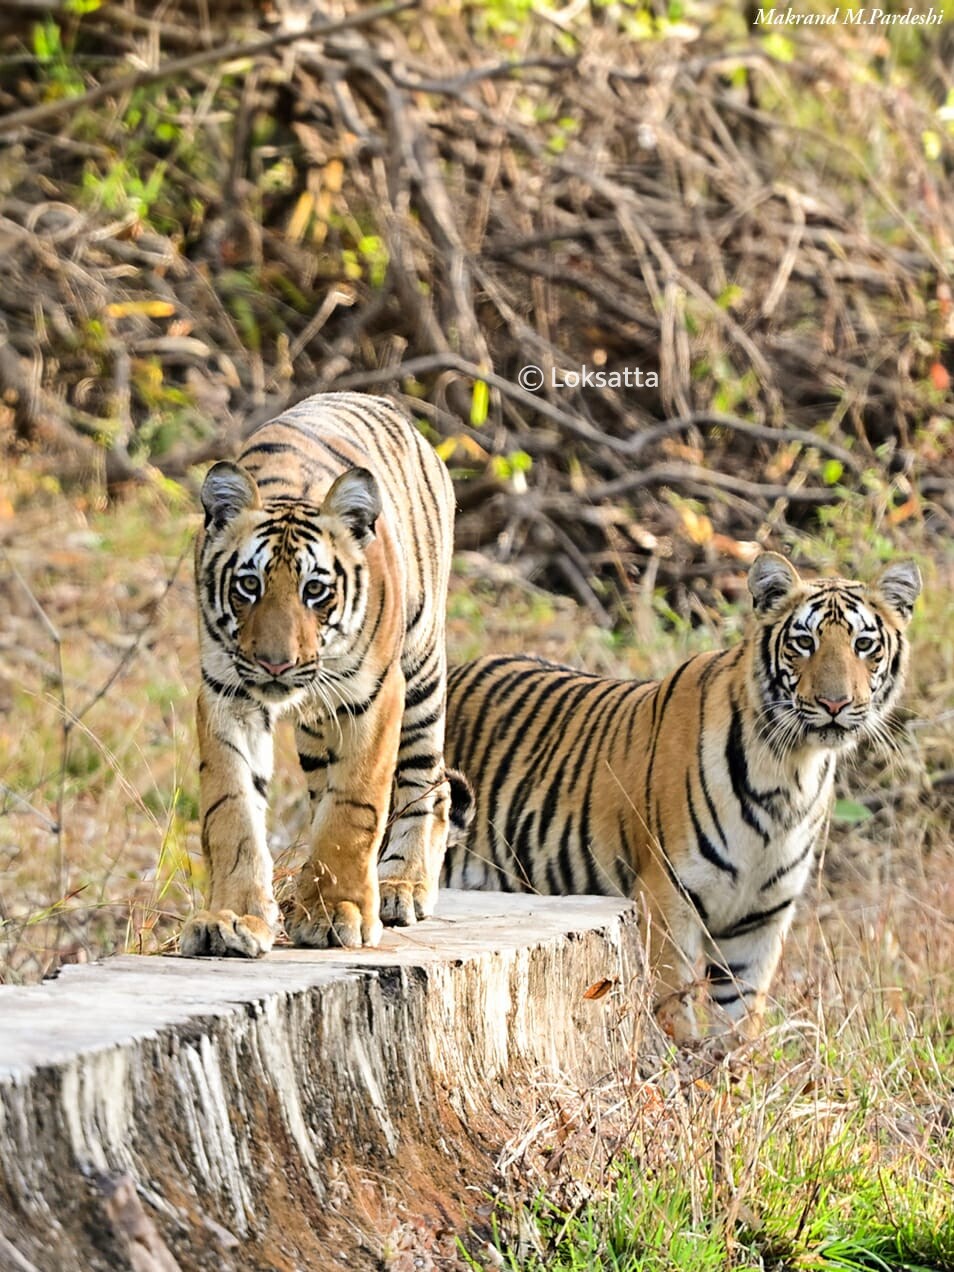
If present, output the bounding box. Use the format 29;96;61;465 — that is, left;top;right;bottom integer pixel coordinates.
443;554;920;1041
181;393;457;957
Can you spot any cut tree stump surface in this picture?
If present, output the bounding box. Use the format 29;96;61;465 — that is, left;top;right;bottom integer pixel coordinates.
0;891;640;1272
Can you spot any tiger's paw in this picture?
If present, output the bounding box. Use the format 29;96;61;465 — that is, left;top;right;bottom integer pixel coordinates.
379;879;434;927
180;910;274;959
654;992;700;1047
288;899;383;949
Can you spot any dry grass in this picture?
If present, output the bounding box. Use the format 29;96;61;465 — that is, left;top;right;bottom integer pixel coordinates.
471;949;954;1267
464;878;954;1269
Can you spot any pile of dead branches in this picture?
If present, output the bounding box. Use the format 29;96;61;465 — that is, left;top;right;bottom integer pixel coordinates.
1;0;952;618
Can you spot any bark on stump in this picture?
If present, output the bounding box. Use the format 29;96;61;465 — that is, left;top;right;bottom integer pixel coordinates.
0;892;641;1271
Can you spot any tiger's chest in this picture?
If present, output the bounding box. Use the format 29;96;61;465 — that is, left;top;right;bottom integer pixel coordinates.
674;740;835;933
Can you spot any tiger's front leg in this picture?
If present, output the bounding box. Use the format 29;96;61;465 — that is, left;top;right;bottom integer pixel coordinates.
706;907;796;1041
180;690;279;958
287;664;404;949
637;858;707;1044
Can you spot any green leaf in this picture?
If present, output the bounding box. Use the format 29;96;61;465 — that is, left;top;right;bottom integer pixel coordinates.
33;21;54;61
470;378;490;427
763;32;795;63
922;130;942;162
717;284;744;311
833;799;873;825
823;459;844;486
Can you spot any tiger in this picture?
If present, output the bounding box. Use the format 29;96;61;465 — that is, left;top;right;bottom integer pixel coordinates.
180;392;458;958
442;553;921;1042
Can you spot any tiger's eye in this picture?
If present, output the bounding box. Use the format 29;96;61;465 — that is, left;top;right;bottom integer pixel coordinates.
303;579;331;605
789;636;814;657
233;573;260;602
854;636;878;655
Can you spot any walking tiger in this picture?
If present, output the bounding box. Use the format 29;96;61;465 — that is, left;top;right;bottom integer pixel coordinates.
181;392;457;957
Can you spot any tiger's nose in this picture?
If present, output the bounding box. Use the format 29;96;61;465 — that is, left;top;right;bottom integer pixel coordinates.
256;656;295;677
817;695;851;717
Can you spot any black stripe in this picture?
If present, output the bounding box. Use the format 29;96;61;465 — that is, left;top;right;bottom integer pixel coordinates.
225;834;251;879
714;896;794;940
398;702;443;739
404;673;439;711
498;676;583;855
642;657;695;839
334;797;378;814
696;656;729;849
512;808;538;890
241;440;302;458
487;673;578;874
657;823;709;926
688;788;737;880
395;753;441;776
758;839;814;892
450;663;533;770
546;854;565;894
335;665;392;721
534;681;610;851
554;815;577;895
613;812;639;894
575;684;628;894
210;733;249;763
725;700;774;843
204;793;235;820
705;960;749;985
299;752;330;772
531;676;608;791
202;670;251;702
710;988;756;1006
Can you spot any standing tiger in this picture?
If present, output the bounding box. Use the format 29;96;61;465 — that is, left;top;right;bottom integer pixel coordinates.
181;392;456;957
442;553;921;1042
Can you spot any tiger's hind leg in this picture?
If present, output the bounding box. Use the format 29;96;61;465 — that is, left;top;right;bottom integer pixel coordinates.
180;690;279;959
378;639;451;926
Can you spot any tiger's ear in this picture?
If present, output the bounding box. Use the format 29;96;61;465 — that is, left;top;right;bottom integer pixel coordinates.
874;559;921;623
322;467;381;548
748;552;800;615
201;462;260;530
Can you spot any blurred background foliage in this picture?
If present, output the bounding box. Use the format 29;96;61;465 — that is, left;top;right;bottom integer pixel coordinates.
0;0;951;620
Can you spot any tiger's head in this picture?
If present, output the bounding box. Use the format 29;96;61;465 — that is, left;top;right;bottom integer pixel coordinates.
197;461;381;706
748;552;921;755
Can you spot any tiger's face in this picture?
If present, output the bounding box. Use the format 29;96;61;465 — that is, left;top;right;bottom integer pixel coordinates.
198;461;381;707
749;552;921;755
